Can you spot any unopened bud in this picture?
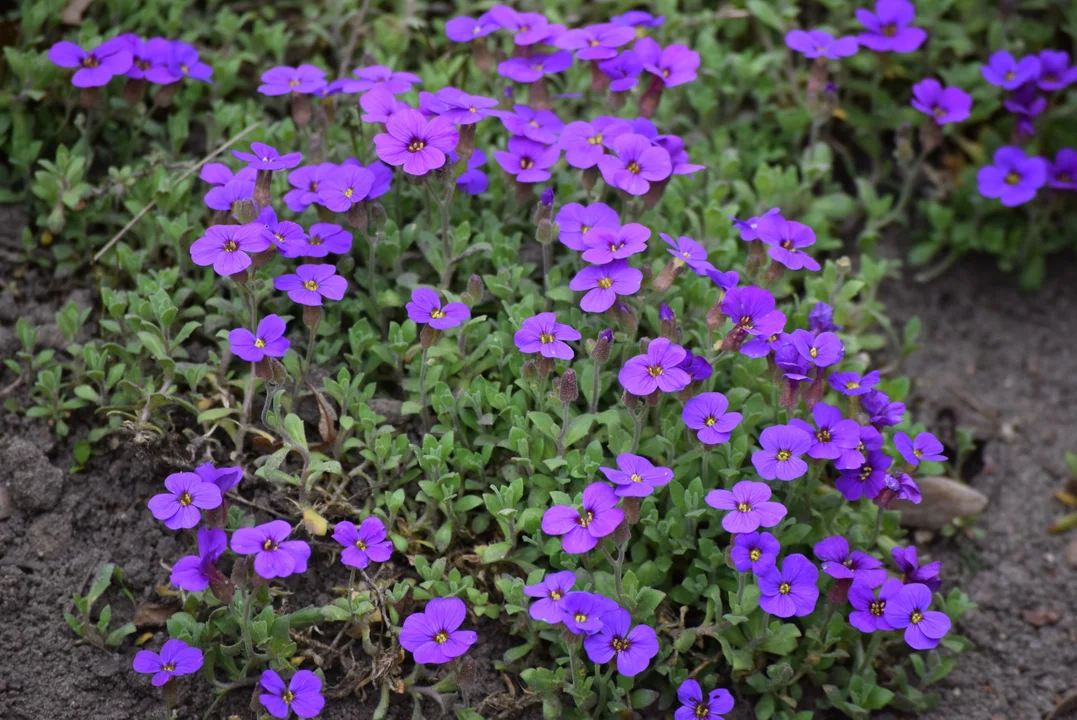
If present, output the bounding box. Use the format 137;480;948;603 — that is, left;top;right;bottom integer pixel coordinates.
652;259;684;293
836;256;852;273
646;389;660;406
615;303;637;334
640;264;653;287
622;391;640;410
303;305;322;329
895;123;915;164
642;179;668;211
558;369;578;403
420;325;441;349
457;124;476;163
467;274;484;303
122;78;146;106
582;166;599;193
706;297;727;332
612;517;631;545
347;201;369;231
536;355;554;378
721;326;747;352
638;75;664;118
370;202;387;231
590;61;611;92
919;119;942;155
540;186;555;208
659;303;676;339
621;497;641;525
765;260;785;282
254;170;273;208
521;360;538;380
457;656;476;688
291;94;312;129
435;163;453;186
779;380;800;409
537;219;553;245
638;336;651;355
591;334;612;364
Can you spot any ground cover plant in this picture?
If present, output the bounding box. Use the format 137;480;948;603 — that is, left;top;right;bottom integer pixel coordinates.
2;0;1076;718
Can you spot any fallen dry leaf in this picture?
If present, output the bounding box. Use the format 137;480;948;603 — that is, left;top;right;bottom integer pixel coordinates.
1023;608;1063;628
133;599;179;627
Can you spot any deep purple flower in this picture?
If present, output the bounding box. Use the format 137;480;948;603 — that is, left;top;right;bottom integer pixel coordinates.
561;591;618;634
229;314;290;362
784;30;859;59
894;431;946;466
828;369;880;396
808;302;841;334
318;165;376;211
274;265;348;306
862;390;906;428
498;51;574;83
399;598;477;664
514;312;581;360
282;163;334;212
612;11;665;31
683;392;742;445
705;480;787;533
406;287;471;329
445;14;499;42
759;554;820;618
144;41;213;84
675;680;734;720
661;234;713;275
133;639;203;686
731;531;780;574
524;570;577;624
495;136;561;183
231;520;311;579
193;462;243;494
97;34;167;81
618;337;691;395
542;483;624;554
813;536;888;587
707;267;740;293
232;142;302;171
731;208;782;241
454;148;490;195
597;133;672;195
48;40;133;87
191;223;271;276
303;223;351;256
678;351;714;382
758;217;820;271
599;453;673;498
856;0;927;53
581;224;649;263
435;87;498;124
892;545;942;592
876;471;922;506
259;670;324;719
1003;83;1047;137
555;202;619;250
838;424;884;471
199;163;253;187
722;286;786;338
332;518;393;569
148;472;222;530
345;65;421;94
258;64;326;95
1048;149;1077;190
911;79;972;125
204;174;255;214
359;87;409;124
789;328;844;368
789;403;860;460
374;109;458;176
1037;50;1077;91
752;425;813;481
583;608;658;677
836;450;892;501
259;210;309;259
849;578;903;633
981;51;1041;90
170;527;227;592
489;7;561;46
559;118;629;169
557;23;636;61
884;583;951;649
641;44;700;86
496;105;565;145
654;134;706;176
570;260;643;313
600;51;644;91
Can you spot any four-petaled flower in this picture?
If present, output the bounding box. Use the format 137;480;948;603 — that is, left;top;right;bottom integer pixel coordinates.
231;520;312;579
813;535;888;587
170;527;227;592
911;78;972;125
581;223;650;264
894;431;947;466
752;424;813;481
48;40;133;87
981;50;1041;90
542;482;624;554
1048;148;1077;191
827;369;881;397
758;217;821;271
148;472;223;530
883;583;951;649
661;233;713;275
496;105;565;145
524;570;577;624
230;314;290;362
514;312;581;360
790;402;860;460
848;578;904;633
892;545;942;592
332;518;393;569
556;23;636;61
303;223;352;257
494;136;561;183
570;259;643;313
273;265;348;306
1037;50;1077;92
345;65;422;94
258;64;327;95
318;164;376;211
837;449;892;501
597;133;672;195
259;669;326;719
600;51;644;91
233;142;302;171
675;679;735;720
618;337;692;395
145;41;213;84
191;224;270;276
434;87;499;124
599;453;674;497
758;553;820;618
445;14;499;42
498;51;574;83
374;109;459;175
705;480;787;533
856;0;927;53
731;531;780;574
556;202;620;251
784;29;859;59
638;41;701;86
399;597;478;664
406;287;471;329
133;639;203;686
583;608;659;677
561;591;618;634
683;392;743;445
559;118;630;169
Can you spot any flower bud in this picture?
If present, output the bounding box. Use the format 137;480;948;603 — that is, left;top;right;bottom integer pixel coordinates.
621;497;641;524
894;123;915;165
919;119;942;155
473;41;494;73
347;201;369;231
536;218;553;245
540;186;555;208
765;260;785;282
638;76;664;117
642;179;668;211
590;332;612;364
582;166;599;193
612;517;631;545
536;355;554;378
640;264;653;287
590;61;611;92
467;274;484;303
615;303;637;335
122;78;146;106
659;303;676;339
720;326;746;352
558;369;578;403
457;124;476;163
420;324;441;349
646;389;661;406
303;305;322;329
457;656;476;689
651;259;684;292
779;380;800;409
622;391;640;410
291;94;312;129
370;201;387;232
254;169;273;208
836;256;852;273
521;360;538;380
638;336;651;355
706;297;727;332
435;162;453;187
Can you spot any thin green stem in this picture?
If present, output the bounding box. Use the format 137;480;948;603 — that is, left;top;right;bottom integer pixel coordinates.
868;507;885;548
438;183;456;289
556;400;570;458
856;629;883;675
736;571;746;607
588;359;601;415
630;408;644;454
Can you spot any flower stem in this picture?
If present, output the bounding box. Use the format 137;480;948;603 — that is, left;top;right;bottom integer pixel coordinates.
556;398;570;458
565;639;580;694
856;629;884;675
630;409;644;454
868;506;885;548
736;571;746;607
541;241;553;312
588;359;601;415
303;319;320;379
438;184;456;289
418;347;430;429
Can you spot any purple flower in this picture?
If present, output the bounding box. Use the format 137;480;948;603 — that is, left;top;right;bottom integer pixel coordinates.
808;302;841;334
848;578;903;633
752;425;813;481
559;118;630;169
555;202;619;250
876;471;922;506
981;51;1041;90
496;105;565;145
406;287;471;329
524;570;577;624
675;680;733;720
612;11;665;30
1037;50;1077;91
231;520;311;579
789;403;860;460
598;133;672;195
332;518;393;569
599;453;673;497
583;608;658;677
556;23;636;61
498;51;574;83
190;225;269;276
884;583;951;649
232;142;302;171
454;148;490;195
828;369;880;396
260;211;309;259
722;286;786;338
259;670;325;719
359;87;409;124
856;0;927;53
839;424;884;471
148;472;222;530
258;64;327;95
862;390;906;428
346;65;421;94
1048;148;1077;190
303;223;352;256
199;162;253;187
495;136;561;183
759;554;820;618
679;351;714;382
618;337;691;395
911;78;972;125
434;87;498;124
229;314;290;362
374;109;458;176
683;392;742;445
662;234;713;275
98;34;167;80
170;527;227;592
144;41;213;84
581;223;649;263
642;44;700;86
514;312;581;360
490;8;561;46
282;163;334;212
790;328;844;368
892;545;942;592
273;265;347;306
399;598;477;664
570;260;643;313
445;14;499;42
731;531;780;574
784;30;859;59
132;639;203;686
707;267;740;292
894;431;946;466
705;480;787;533
48;40;133;87
542;483;624;554
204;174;255;214
600;51;644;91
561;591;618;634
758;217;820;271
813;536;888;587
836;450;892;501
731;208;782;241
193;462;243;494
318;164;376;212
1003;83;1047;137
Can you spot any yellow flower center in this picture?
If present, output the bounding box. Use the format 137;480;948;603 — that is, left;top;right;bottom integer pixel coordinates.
1005;171;1021;185
223;240;239;252
859;465;873;481
611;636;631;652
914;448;923;458
910;610;924;625
817;429;831;443
870;600;885;617
309;236;322;246
343;187;354;198
694;703;710;719
597;277;613;289
933;106;947;119
180;63;189;74
469;106;477;113
626;161;642;174
549;590;562;600
581;225;592;234
289;79;300;87
781;239;796;251
430;308;446;319
520;158;534;169
162;662;176;672
262;538;277;551
578;510;595;528
308;181;319;191
282;690;295;704
736;502;751;512
881;24;897;37
354;539;367;550
809;347;818;358
527;119;540;127
539;332;555;344
82;56;100;69
1004;70;1016;81
630;473;643;483
738;315;754;329
646;364;663;377
254;339;266;349
589;39;601;47
302;279;319;291
274;233;285;242
407;139;426;153
778;582;792;595
661;68;670;78
846;381;860;389
574;612;587;623
1058;172;1073;184
434;630;449;644
749;548;762;562
776;450;792;461
588;134;603;145
705;416;717;427
178;492;193;507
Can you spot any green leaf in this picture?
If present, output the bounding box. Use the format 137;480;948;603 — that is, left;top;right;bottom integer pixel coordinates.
283;414;308;448
561;414;594;449
196;407;236;423
761;622;801;655
87;563;115;606
526;411;559;440
106;622;137;647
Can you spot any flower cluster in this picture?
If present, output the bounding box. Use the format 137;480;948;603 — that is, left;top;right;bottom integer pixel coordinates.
49;34;213;87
